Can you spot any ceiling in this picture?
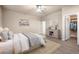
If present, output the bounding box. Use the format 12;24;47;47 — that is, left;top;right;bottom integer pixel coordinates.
3;5;63;16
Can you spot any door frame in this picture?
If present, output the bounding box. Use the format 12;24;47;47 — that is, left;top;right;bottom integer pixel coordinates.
64;15;70;40
62;13;79;45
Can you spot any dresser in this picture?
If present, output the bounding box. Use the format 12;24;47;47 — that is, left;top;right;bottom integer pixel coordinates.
47;29;59;39
53;30;59;38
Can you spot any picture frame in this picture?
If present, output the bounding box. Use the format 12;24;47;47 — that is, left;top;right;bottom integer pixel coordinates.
19;19;29;26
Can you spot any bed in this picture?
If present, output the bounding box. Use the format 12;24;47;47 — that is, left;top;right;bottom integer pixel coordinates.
0;28;46;54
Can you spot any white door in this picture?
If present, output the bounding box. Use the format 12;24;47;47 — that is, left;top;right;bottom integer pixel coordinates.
65;16;70;40
42;21;46;35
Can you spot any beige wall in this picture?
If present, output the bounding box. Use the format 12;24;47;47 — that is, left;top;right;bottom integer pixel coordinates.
62;6;79;15
2;9;42;34
0;6;2;27
45;10;62;33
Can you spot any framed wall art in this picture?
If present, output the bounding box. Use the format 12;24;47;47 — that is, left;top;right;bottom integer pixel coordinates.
19;19;29;26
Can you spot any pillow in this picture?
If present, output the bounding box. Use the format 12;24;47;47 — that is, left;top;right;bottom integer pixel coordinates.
8;31;14;40
4;27;14;40
0;29;14;41
0;31;9;41
0;31;8;41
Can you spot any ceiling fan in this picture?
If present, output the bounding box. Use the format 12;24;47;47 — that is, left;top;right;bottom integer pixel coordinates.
36;5;45;13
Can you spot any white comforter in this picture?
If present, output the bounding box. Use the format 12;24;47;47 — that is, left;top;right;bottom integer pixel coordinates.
0;33;45;54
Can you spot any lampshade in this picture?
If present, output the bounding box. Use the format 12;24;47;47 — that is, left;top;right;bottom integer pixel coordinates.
4;27;10;31
0;27;3;32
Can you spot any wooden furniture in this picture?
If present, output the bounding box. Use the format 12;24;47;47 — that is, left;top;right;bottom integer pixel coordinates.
47;29;59;38
53;30;58;38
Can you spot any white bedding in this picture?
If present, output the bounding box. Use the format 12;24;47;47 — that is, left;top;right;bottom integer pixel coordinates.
13;33;30;53
0;40;13;54
0;33;45;54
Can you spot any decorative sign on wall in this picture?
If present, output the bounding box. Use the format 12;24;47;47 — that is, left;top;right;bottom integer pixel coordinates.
19;19;29;26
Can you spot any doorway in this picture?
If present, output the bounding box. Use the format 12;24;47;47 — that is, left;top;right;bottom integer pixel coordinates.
65;14;77;43
70;15;77;40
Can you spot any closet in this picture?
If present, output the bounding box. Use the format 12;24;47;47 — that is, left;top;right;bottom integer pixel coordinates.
70;15;77;39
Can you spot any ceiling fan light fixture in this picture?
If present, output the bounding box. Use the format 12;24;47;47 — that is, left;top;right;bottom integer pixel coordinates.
36;5;44;13
37;8;42;12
